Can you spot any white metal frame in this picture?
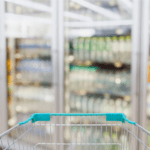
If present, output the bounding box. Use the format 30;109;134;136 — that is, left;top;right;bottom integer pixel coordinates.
64;11;92;21
139;0;150;128
58;1;65;150
52;0;59;115
65;20;132;27
131;0;150;129
6;13;52;25
131;0;142;124
51;1;60;150
0;0;8;133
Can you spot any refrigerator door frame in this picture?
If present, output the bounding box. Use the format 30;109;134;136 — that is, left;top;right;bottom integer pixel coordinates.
60;1;147;147
0;0;8;133
59;0;142;120
139;0;150;128
58;1;65;150
131;0;142;124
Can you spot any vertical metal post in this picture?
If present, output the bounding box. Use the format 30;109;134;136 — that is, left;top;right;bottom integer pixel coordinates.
132;0;149;149
139;0;149;129
8;38;17;125
0;0;8;133
52;0;59;150
58;1;64;150
52;0;59;114
131;0;141;123
58;0;64;114
132;0;150;128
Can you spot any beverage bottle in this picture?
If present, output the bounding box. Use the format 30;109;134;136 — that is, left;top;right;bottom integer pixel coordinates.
115;98;122;113
97;37;104;62
102;37;106;62
79;37;84;61
112;36;119;63
105;37;112;63
76;95;82;113
73;38;79;60
119;36;125;63
109;99;115;113
88;96;95;113
73;95;77;113
101;98;109;113
76;67;80;90
86;96;90;113
82;96;88;113
91;37;97;62
84;37;91;61
115;71;121;95
94;98;101;113
84;69;89;91
125;36;132;64
70;94;75;112
70;67;75;90
81;69;85;90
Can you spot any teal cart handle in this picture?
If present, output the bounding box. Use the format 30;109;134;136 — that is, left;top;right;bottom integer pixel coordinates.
19;113;136;125
19;113;50;125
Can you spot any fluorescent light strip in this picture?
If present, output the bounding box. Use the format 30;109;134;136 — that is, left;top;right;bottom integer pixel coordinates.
5;0;52;13
6;13;52;25
64;11;92;21
65;20;132;27
72;0;121;20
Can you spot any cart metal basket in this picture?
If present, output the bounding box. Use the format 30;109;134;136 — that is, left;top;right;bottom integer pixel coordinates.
0;113;150;150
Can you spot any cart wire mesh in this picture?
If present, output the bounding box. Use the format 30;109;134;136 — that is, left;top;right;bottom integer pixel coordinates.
0;113;150;150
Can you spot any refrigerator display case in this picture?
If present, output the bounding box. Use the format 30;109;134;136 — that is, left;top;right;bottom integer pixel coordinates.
62;0;138;149
64;0;132;119
0;0;58;148
3;0;65;149
6;1;54;127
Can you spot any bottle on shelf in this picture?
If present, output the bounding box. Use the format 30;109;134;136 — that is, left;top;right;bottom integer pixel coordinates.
72;36;131;64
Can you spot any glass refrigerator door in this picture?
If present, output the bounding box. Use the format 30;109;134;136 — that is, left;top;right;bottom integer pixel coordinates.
5;0;55;147
63;0;137;148
64;0;132;118
6;0;53;126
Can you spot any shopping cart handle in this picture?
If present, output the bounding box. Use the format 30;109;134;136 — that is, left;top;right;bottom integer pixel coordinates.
19;113;50;125
124;118;137;125
19;117;32;125
106;113;136;124
19;113;137;125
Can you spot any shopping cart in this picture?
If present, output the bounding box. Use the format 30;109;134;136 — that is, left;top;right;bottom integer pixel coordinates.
0;113;150;150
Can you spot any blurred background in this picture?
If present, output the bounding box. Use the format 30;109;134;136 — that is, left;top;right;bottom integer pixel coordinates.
0;0;150;149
